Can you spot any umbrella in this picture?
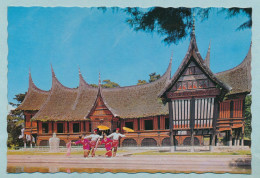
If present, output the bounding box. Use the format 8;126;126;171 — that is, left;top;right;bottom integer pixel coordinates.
123;127;134;132
97;125;110;131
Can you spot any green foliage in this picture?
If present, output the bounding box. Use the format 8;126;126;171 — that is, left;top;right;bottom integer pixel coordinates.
199;8;251;31
244;95;252;138
7;93;26;148
137;80;147;85
125;7;192;45
137;72;161;85
98;7;251;45
149;72;161;83
7;114;24;148
102;79;120;88
90;80;120;88
9;93;26;107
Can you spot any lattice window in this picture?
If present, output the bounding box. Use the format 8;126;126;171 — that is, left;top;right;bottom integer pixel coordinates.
172;99;190;129
233;100;243;118
194;98;215;128
219;101;231;119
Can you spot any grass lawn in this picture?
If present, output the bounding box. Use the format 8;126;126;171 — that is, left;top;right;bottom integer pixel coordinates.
7;150;126;156
132;150;251;156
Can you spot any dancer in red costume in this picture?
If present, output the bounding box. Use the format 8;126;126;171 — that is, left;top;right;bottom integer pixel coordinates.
100;133;113;157
72;135;91;158
84;129;103;157
108;128;125;157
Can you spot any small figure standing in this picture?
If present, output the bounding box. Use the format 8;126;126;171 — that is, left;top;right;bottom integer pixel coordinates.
107;128;125;157
100;133;113;157
72;135;91;158
84;129;103;157
66;140;71;157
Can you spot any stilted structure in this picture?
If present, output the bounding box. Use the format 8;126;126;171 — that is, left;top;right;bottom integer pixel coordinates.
16;31;251;150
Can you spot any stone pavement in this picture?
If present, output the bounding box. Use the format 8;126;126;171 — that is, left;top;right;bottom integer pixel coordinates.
7;154;251;174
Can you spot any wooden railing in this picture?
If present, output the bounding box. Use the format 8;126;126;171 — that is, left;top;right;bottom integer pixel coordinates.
216;117;244;131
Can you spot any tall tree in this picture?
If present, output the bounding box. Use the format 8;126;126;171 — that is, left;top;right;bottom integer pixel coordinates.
244;95;252;139
125;7;193;45
119;7;251;45
8;93;26;148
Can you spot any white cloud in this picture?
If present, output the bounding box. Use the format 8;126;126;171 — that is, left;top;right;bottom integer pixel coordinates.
8;104;15;114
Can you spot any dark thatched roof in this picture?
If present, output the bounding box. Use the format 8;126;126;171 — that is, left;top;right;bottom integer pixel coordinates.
16;71;49;111
216;44;251;95
17;37;251;121
28;61;171;121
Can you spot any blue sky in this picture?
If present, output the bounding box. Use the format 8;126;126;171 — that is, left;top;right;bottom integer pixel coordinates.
8;7;251;104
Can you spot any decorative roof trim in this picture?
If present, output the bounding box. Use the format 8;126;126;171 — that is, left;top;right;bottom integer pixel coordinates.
159;35;231;98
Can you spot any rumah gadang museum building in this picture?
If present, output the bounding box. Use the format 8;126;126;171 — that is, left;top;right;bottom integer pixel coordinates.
16;30;251;151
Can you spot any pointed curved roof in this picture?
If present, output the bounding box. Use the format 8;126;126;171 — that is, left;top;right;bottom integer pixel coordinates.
159;35;231;98
28;59;171;121
101;59;171;118
216;44;251;95
32;66;79;121
16;71;49;111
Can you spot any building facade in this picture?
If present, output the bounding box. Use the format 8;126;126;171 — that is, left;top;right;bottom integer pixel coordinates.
16;33;251;149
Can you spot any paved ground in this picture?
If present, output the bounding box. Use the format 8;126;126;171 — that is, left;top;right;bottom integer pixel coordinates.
7;153;251;174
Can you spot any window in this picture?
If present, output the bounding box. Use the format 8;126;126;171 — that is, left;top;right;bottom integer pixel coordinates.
42;123;49;133
73;123;80;133
57;123;64;133
165;118;169;129
144;120;153;130
125;121;134;130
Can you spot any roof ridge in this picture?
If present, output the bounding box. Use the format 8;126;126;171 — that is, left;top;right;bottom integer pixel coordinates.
102;57;172;91
159;34;231;97
51;65;78;91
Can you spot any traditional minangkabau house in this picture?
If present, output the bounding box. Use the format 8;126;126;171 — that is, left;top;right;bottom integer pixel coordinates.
16;29;251;149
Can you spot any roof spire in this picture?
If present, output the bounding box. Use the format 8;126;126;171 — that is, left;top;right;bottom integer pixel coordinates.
50;63;55;77
98;72;101;86
28;67;33;88
191;12;195;37
205;41;211;68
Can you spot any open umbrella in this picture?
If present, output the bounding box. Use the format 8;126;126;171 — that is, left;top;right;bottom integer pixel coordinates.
97;125;110;131
123;127;134;132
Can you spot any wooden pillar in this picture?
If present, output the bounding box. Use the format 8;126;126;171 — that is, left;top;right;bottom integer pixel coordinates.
111;118;114;132
168;101;174;148
133;119;138;131
38;122;42;134
190;98;195;152
234;129;237;146
69;122;73;133
229;130;233;146
64;122;68;133
80;121;84;133
140;119;143;130
241;126;244;146
137;118;140;131
154;117;158;130
85;121;90;132
237;129;241;146
216;133;219;146
54;122;57;133
49;122;52;134
191;130;195;152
